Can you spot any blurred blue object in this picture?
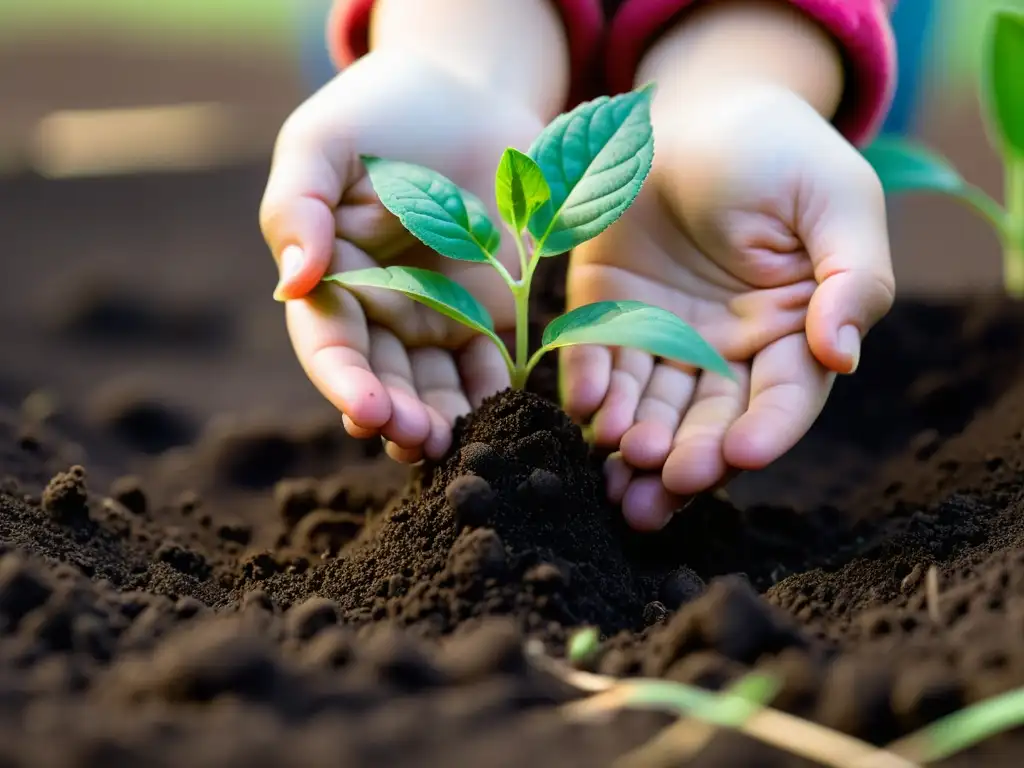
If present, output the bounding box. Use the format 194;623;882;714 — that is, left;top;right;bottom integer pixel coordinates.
883;0;936;136
298;0;336;90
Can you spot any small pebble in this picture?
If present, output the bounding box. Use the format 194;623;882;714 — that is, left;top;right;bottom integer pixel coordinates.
110;475;147;515
516;468;563;505
643;600;669;626
458;442;505;477
285;597;338;641
42;466;89;523
445;474;496;528
901;564;925;594
660;566;706;609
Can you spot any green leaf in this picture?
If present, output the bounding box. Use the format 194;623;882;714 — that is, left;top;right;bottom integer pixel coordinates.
362;155;501;263
323;266;494;335
985;11;1024;156
861;137;1007;233
495;148;551;233
527;84;655;257
541;300;731;377
861;138;966;196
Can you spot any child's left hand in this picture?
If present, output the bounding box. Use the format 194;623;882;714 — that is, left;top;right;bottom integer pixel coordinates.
561;82;895;531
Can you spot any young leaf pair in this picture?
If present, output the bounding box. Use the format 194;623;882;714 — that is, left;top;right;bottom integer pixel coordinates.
862;10;1024;295
322;84;730;392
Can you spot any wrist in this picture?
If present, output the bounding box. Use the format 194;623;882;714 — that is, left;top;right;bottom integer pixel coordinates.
369;0;570;121
635;0;844;121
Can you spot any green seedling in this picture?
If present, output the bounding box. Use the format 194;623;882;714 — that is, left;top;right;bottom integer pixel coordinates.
322;84;730;390
862;10;1024;296
567;626;600;665
885;686;1024;764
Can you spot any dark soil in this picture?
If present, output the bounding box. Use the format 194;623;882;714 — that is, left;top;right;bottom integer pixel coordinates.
7;162;1024;766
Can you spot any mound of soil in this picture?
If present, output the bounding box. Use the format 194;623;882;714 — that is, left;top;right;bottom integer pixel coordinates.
240;388;674;643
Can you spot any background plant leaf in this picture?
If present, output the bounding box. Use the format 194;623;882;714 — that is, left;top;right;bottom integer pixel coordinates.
541;300;731;377
862;137;1007;233
495;148;551;233
527;85;655;257
861;138;967;195
986;11;1024;157
323;266;494;335
362;155;501;263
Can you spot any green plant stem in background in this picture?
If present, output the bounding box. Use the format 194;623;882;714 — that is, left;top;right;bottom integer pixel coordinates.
960;184;1010;233
864;9;1024;298
1005;152;1024;296
883;687;1024;764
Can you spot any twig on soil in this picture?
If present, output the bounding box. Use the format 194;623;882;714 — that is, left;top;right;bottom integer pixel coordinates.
526;643;920;768
925;566;941;625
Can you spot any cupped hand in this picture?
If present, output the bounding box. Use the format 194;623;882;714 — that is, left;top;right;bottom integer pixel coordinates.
562;83;895;530
260;52;544;462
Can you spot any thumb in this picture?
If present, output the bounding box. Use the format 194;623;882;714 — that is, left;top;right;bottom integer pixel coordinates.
259;125;348;301
803;166;895;374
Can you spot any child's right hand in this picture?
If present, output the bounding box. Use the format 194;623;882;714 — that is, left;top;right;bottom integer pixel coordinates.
260;51;545;462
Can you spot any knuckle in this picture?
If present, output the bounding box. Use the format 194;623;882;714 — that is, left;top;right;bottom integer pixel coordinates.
850;151;886;205
875;270;897;313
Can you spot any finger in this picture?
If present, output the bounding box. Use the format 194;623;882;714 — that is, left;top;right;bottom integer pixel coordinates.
287;285;391;430
662;363;750;496
621;475;680;532
411;348;472;423
458;335;512;408
385;407;451;463
803;165;895;374
724;333;834;469
385;440;423;464
411;348;466;459
342;414;377;439
604;451;633;504
591;348;655;447
260;125;346;301
560;345;612;421
367;326;431;449
423;406;453;460
620;363;697;470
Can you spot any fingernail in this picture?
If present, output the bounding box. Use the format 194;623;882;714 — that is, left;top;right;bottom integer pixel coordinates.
272;244;304;301
837;325;861;373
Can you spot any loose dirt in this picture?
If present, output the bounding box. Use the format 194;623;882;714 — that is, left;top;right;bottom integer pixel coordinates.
5;164;1024;766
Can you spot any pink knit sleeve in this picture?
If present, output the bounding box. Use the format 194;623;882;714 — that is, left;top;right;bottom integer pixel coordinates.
605;0;897;145
326;0;605;107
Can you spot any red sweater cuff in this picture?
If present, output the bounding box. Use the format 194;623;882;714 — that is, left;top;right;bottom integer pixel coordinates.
327;0;604;109
605;0;897;146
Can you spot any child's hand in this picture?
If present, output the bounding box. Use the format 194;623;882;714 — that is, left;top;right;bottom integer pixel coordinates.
261;51;545;462
562;81;894;530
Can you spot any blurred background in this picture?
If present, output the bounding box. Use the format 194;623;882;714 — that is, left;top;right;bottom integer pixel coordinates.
0;0;1021;507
